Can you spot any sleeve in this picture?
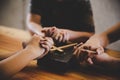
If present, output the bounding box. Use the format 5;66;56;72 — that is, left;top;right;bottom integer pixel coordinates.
80;0;95;32
30;0;43;15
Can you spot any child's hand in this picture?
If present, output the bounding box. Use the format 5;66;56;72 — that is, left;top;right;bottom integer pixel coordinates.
42;26;69;43
24;34;54;59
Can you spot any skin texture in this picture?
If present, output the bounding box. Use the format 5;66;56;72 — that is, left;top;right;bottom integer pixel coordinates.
73;22;120;68
27;13;94;43
27;8;120;70
0;34;54;79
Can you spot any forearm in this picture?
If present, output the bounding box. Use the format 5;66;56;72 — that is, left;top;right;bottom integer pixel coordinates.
93;33;109;48
102;22;120;44
0;46;44;78
62;29;94;43
27;13;44;36
97;22;120;47
0;52;16;61
27;21;44;36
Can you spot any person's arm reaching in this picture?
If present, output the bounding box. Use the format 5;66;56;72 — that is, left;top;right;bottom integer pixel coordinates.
27;13;44;36
99;22;120;47
27;11;94;43
63;29;94;43
73;22;120;64
42;27;94;43
0;35;53;79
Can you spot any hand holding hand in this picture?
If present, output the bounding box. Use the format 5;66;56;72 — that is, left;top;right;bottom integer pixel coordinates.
23;34;54;59
42;26;69;43
73;35;104;64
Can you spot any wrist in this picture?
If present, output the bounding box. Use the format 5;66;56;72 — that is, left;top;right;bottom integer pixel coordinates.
88;34;109;48
86;34;102;46
82;32;94;38
25;45;45;59
99;33;109;47
64;30;88;43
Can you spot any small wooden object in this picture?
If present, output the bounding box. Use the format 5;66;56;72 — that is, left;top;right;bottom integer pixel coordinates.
50;43;77;52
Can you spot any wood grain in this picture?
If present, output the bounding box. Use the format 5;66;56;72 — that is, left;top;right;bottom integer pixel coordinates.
0;26;120;80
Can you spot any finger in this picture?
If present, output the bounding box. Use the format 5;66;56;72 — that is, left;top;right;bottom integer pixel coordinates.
52;27;58;33
42;27;52;36
52;31;58;39
51;26;57;30
45;37;54;45
46;28;52;36
85;49;97;58
74;48;96;64
73;48;81;60
74;42;83;49
47;26;57;37
47;38;54;47
41;28;49;36
96;47;104;54
41;44;50;54
40;40;52;49
58;34;63;42
49;27;56;36
77;49;96;62
83;46;91;50
66;32;69;42
41;28;47;32
89;47;97;51
86;58;93;65
60;31;66;42
73;44;81;54
73;48;79;55
55;33;60;41
63;31;67;42
45;38;54;49
79;49;89;62
52;28;60;37
76;42;84;47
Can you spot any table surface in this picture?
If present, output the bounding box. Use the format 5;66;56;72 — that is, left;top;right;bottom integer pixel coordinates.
0;26;120;80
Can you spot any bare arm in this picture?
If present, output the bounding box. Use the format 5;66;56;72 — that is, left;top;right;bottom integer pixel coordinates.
42;27;94;43
62;29;94;43
27;13;44;36
0;47;44;79
0;35;53;79
87;22;120;48
27;13;94;43
0;52;16;61
99;22;120;47
73;22;120;64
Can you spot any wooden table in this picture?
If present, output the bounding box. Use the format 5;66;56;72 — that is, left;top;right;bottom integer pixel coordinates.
0;26;120;80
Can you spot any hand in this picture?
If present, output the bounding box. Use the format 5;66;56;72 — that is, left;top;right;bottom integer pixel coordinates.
24;34;54;59
92;52;111;64
40;37;54;55
73;35;104;64
42;26;69;43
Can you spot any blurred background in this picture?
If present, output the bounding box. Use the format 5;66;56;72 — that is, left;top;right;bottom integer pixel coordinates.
0;0;120;51
0;0;30;29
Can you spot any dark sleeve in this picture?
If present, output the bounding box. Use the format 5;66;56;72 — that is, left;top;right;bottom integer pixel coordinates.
80;0;95;32
30;0;43;15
